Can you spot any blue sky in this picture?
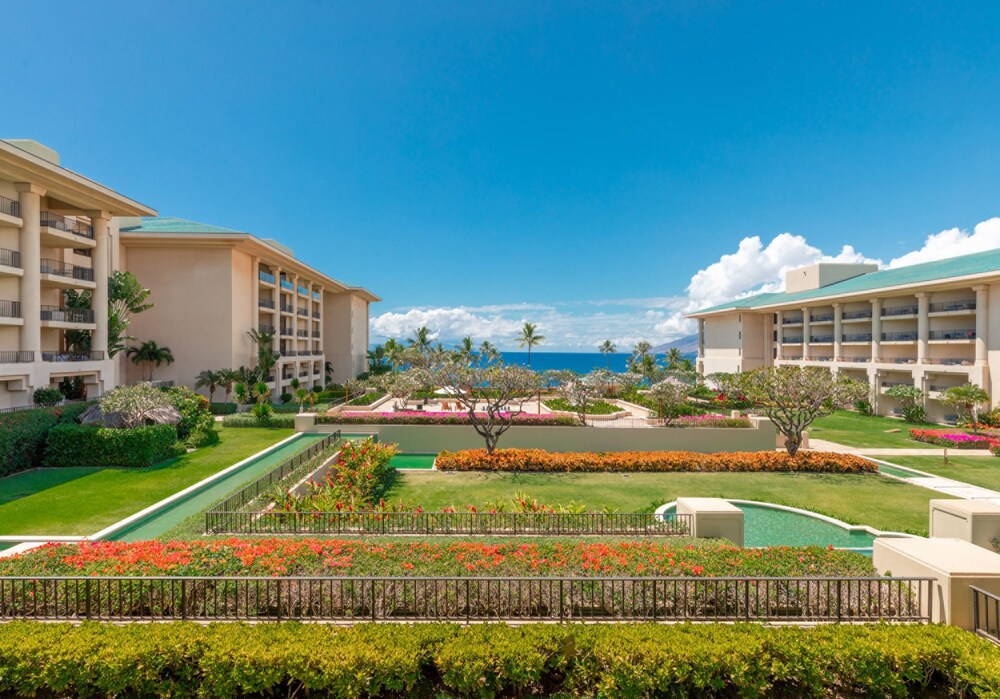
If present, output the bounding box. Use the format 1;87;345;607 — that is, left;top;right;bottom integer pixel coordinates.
5;1;1000;350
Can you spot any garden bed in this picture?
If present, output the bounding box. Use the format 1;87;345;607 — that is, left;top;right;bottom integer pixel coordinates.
910;429;1000;449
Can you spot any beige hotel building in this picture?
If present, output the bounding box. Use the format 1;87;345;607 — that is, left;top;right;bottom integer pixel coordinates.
689;253;1000;421
0;139;377;409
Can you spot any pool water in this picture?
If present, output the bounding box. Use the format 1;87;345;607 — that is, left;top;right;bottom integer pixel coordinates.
391;454;436;470
662;502;879;550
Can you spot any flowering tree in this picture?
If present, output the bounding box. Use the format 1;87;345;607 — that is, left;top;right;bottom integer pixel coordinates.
431;360;542;453
737;366;868;456
646;379;691;425
549;370;602;424
373;369;423;409
99;383;175;428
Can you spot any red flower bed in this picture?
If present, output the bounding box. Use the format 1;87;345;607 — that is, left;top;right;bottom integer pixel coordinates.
0;538;873;578
910;429;1000;449
435;449;876;473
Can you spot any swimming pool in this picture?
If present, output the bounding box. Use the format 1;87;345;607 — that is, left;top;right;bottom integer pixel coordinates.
390;453;436;470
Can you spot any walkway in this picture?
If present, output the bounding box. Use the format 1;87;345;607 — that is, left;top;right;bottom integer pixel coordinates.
809;437;992;457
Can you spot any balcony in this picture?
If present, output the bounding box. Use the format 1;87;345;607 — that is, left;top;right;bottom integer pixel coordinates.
280;303;294;314
258;298;276;310
296;330;309;337
929;300;976;314
312;310;320;319
280;326;294;337
782;336;803;344
298;370;309;377
279;278;294;291
39;211;96;248
782;317;803;325
297;308;308;317
880;380;913;388
0;248;20;272
809;335;834;344
842;309;872;320
40;259;95;288
928;329;975;341
809;313;834;323
258;324;276;335
926;357;974;366
312;330;321;338
0;300;20;319
881;305;918;318
40;306;94;325
259;270;276;285
311;290;320;300
297;285;309;296
41;350;105;362
842;333;872;343
0;350;33;363
881;331;917;342
0;194;20;222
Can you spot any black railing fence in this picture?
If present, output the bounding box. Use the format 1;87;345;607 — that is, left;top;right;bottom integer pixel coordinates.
205;510;694;536
0;575;933;623
0;247;20;268
0;195;19;218
972;586;1000;646
40;211;94;239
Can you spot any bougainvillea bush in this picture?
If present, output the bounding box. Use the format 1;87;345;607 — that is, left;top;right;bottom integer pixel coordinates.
910;429;1000;449
435;449;877;473
0;538;875;578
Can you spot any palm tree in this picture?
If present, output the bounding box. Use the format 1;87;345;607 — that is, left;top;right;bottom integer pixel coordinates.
456;336;475;362
408;326;432;353
665;348;683;371
219;368;241;403
234;382;249;406
126;340;175;381
479;340;499;364
194;369;222;402
384;338;404;369
294;387;310;411
517;322;545;368
324;360;334;384
599;340;617;368
246;328;280;378
367;344;387;373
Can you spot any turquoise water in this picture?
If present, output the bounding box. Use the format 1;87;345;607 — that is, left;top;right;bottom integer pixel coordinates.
877;463;923;479
663;502;877;550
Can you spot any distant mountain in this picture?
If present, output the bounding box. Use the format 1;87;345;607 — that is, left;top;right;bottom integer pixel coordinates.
652;334;699;356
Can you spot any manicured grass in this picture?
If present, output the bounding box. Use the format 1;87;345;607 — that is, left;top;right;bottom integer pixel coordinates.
881;454;1000;492
0;427;293;536
809;410;936;449
384;470;943;535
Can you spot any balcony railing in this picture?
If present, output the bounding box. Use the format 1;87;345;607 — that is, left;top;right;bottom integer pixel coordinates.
280;303;294;313
0;300;20;318
781;317;803;325
972;586;1000;646
312;290;320;300
809;335;834;343
887;357;916;364
40;306;94;323
279;279;294;291
809;313;834;323
881;380;912;388
929;329;975;340
842;309;872;320
298;370;309;377
312;310;320;319
0;248;20;268
40;211;94;239
928;357;972;366
881;305;918;317
40;259;94;282
258;324;276;335
881;331;917;342
280;326;294;336
929;300;976;313
41;350;105;362
782;336;803;343
312;331;321;338
842;333;872;342
297;286;309;296
258;299;275;309
297;308;308;316
259;270;276;284
296;330;309;337
0;350;33;363
0;195;19;218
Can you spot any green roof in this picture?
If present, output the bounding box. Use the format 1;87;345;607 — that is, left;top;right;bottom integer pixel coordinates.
692;248;1000;315
120;216;243;234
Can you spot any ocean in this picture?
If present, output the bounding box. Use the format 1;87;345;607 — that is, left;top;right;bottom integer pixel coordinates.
495;351;652;373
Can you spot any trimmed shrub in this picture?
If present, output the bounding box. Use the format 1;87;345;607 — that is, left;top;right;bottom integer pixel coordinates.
209;402;238;415
42;423;179;468
0;409;59;477
347;389;387;406
222;413;295;428
0;622;995;698
435;449;877;473
543;397;622;415
185;424;221;449
163;386;214;440
32;387;62;407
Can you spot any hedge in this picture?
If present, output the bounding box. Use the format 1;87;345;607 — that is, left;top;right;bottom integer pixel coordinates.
436;449;878;473
0;622;996;697
222;413;296;428
0;403;90;477
910;429;999;449
317;413;579;426
347;389;387;406
42;423;179;468
209;402;238;415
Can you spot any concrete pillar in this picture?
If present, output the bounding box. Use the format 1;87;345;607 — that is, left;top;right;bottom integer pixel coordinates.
929;499;1000;550
801;307;810;360
89;212;110;360
832;304;842;361
675;498;744;546
294;412;316;432
871;299;882;363
773;313;782;361
917;293;929;364
975;285;989;366
14;183;44;357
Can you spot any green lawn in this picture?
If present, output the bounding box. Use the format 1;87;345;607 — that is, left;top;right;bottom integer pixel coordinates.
880;455;1000;492
384;470;944;535
0;427;293;536
809;410;936;450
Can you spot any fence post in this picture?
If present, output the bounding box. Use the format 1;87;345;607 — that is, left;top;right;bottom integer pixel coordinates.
371;581;377;622
85;578;91;619
836;579;842;621
466;579;471;623
560;579;565;623
276;579;282;623
181;579;187;620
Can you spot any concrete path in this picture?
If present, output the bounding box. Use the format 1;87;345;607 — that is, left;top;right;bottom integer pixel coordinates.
809;437;992;457
867;456;1000;506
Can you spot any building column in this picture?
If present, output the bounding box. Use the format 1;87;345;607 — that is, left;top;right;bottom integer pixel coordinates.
88;212;111;361
871;299;882;363
698;318;706;358
273;266;282;358
14;183;45;358
801;307;810;360
832;304;842;361
916;292;929;364
975;285;989;366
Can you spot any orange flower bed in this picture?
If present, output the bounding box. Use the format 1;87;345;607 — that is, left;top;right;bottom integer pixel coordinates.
435;449;876;473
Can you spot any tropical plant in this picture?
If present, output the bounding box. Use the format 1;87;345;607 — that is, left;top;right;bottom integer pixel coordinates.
294;388;311;412
598;340;617;368
194;370;222;403
233;382;249;407
646;379;691;426
884;385;926;423
479;340;499;364
61;271;154;357
324;360;335;382
32;387;63;407
246;328;280;378
218;369;241;403
250;381;272;422
125;340;175;381
456;336;476;362
942;383;991;431
383;338;405;369
372;370;423;409
549;370;601;424
736;367;868;456
517;322;544;367
628;340;659;379
408;326;433;353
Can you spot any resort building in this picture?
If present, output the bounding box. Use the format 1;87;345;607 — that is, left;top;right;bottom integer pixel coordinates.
689;251;1000;421
117;217;378;398
0;139;156;410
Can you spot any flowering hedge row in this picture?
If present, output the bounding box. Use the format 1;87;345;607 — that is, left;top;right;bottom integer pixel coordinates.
0;539;874;578
0;622;996;697
910;429;1000;449
435;449;877;473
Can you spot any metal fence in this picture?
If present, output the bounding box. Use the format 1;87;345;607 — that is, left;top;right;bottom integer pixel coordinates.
972;586;1000;646
205;510;694;536
205;431;341;515
0;575;933;623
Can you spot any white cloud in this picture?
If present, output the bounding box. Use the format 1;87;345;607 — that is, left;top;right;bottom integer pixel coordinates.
888;218;1000;268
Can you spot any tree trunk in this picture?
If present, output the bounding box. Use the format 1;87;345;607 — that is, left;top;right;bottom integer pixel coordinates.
784;433;801;456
